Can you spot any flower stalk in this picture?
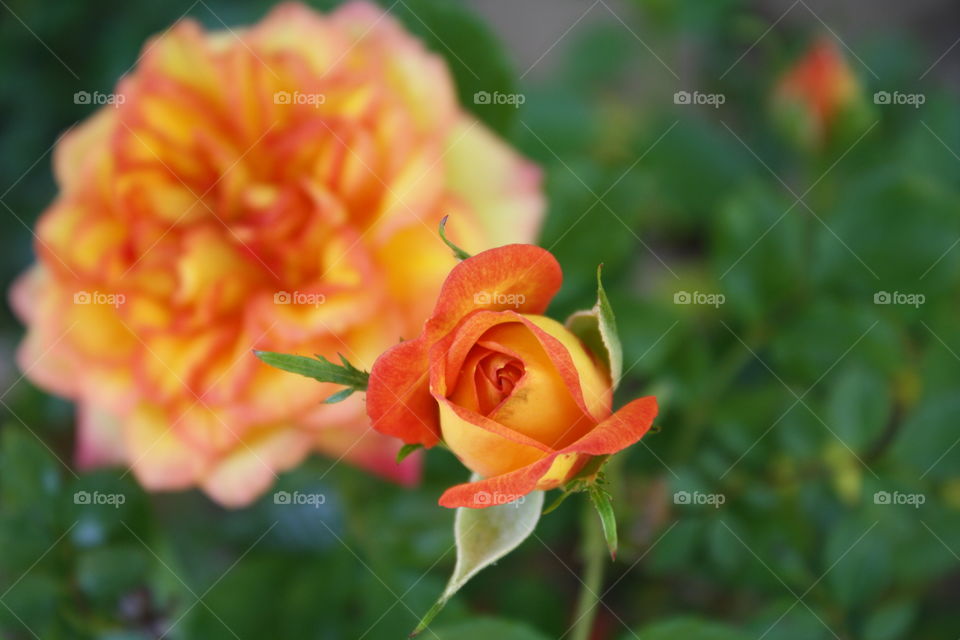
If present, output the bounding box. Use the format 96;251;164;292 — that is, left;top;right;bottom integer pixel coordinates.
570;497;607;640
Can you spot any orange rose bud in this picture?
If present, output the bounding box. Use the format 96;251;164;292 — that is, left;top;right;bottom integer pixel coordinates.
773;38;863;147
367;245;658;508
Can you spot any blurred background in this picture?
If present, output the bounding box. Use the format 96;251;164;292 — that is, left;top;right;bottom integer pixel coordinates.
2;0;960;638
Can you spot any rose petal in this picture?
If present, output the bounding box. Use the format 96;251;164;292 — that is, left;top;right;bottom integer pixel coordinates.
202;426;314;508
75;403;128;469
443;118;545;247
520;315;612;422
506;314;607;437
438;396;658;508
369;245;562;447
308;393;422;486
478;322;595;448
437;397;550;478
425;245;561;339
367;337;440;446
125;403;209;491
430;310;517;398
428;310;595;449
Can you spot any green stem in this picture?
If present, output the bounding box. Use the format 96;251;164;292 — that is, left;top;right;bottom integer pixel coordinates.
570;498;606;640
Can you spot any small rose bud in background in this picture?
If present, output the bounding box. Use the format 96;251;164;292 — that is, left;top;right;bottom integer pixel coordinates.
772;38;871;150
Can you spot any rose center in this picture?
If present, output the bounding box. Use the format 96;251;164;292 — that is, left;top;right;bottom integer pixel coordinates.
474;351;525;415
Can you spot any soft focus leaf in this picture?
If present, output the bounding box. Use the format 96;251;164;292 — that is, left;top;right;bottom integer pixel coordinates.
624;617;751;640
322;387;356;404
253;351;369;389
862;601;916;640
434;617;550;640
413;488;545;635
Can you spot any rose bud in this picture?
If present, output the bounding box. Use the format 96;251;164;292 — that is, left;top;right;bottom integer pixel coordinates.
367;244;658;508
772;37;869;149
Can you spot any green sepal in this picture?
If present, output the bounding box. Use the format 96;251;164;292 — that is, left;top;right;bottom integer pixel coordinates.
588;484;618;560
565;265;623;388
396;443;424;463
438;216;472;261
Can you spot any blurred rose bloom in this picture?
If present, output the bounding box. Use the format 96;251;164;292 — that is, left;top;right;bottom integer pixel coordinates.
11;1;543;506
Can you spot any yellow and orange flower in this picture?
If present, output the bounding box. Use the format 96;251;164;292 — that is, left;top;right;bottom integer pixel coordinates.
367;245;658;508
11;1;544;506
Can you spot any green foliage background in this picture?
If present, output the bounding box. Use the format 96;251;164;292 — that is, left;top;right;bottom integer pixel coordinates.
1;0;959;638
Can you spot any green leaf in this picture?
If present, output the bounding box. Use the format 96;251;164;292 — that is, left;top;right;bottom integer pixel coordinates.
76;545;149;606
588;485;618;560
253;351;369;389
434;617;551;640
439;215;471;261
565;265;623;388
0;426;63;566
891;393;960;480
322;387;355;404
826;365;891;451
412;485;544;635
862;601;916;640
397;443;424;463
825;515;890;608
623;617;751;640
